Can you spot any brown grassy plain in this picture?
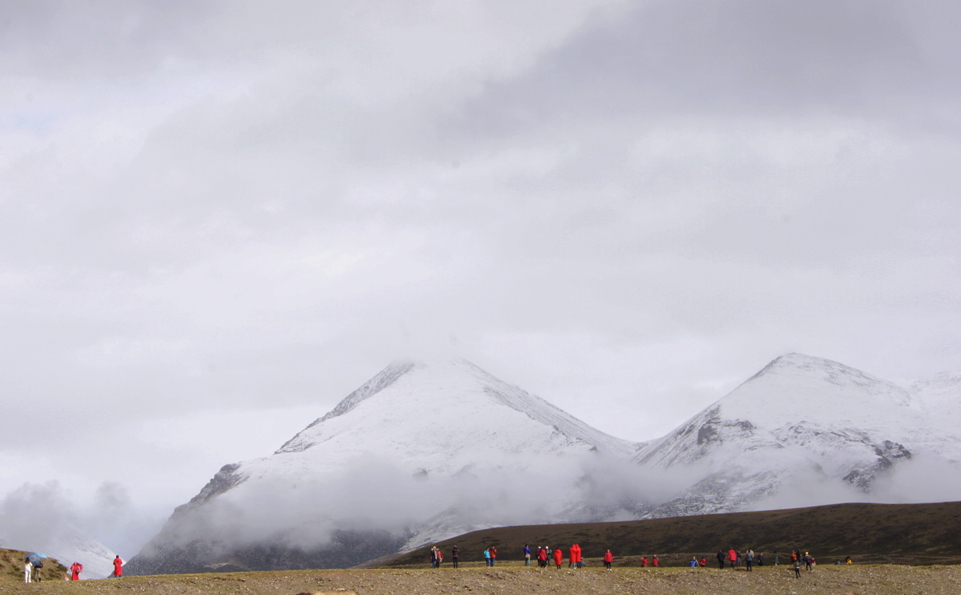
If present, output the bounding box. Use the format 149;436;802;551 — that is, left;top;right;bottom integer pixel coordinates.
2;564;960;595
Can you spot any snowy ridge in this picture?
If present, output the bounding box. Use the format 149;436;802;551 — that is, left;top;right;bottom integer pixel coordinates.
637;353;961;517
278;359;635;458
278;360;417;453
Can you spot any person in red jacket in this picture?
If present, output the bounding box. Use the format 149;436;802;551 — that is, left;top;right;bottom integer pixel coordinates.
603;550;613;570
569;544;582;568
537;547;548;568
728;549;737;568
553;547;563;569
641;556;648;567
70;562;83;581
112;555;124;578
652;555;659;567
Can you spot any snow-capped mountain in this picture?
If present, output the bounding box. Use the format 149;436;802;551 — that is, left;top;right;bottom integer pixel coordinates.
129;353;961;573
128;359;639;574
636;353;961;517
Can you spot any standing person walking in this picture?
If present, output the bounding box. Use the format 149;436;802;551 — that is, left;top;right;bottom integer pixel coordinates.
553;547;563;569
716;550;725;569
603;550;613;570
452;545;459;569
523;544;531;566
728;548;737;568
483;548;491;567
652;555;659;567
70;562;83;580
112;555;124;578
24;557;33;583
746;549;754;571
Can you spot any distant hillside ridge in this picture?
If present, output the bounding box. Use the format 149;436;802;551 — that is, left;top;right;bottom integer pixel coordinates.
379;501;961;567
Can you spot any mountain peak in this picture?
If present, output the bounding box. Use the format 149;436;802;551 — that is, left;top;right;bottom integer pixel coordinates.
275;358;635;457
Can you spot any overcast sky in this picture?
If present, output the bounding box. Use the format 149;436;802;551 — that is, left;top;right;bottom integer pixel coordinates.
1;0;959;555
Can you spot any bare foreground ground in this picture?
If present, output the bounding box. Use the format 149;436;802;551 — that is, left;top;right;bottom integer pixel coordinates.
5;564;961;595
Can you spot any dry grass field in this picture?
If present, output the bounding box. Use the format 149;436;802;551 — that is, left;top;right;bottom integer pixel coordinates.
2;564;960;595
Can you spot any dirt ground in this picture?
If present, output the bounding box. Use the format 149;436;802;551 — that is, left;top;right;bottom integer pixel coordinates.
3;564;961;595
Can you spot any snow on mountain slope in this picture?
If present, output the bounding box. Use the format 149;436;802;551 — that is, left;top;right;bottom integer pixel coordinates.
635;354;961;517
277;359;636;459
129;359;641;574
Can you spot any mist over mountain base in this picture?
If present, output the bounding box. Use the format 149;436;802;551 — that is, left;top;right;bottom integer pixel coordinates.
126;528;408;574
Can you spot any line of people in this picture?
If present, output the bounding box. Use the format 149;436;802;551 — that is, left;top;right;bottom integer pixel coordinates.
429;543;595;569
426;543;833;577
22;553;123;583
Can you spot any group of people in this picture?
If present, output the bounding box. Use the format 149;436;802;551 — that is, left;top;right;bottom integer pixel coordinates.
23;554;124;583
524;544;588;569
432;544;591;569
715;548;762;569
22;553;44;583
429;546;444;568
789;550;816;578
711;548;829;578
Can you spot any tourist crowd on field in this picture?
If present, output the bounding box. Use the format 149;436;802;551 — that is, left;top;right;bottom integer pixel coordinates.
427;543;852;577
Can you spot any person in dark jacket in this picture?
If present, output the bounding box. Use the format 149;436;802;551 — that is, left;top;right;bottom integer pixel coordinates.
717;550;725;569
